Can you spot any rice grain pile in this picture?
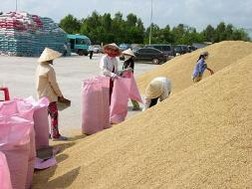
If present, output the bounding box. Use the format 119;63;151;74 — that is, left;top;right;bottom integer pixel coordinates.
32;41;252;189
137;40;252;94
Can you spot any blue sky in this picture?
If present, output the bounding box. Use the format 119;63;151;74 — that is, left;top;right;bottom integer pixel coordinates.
2;0;252;32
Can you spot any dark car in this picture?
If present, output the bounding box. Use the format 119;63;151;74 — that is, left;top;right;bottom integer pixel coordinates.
173;45;189;55
134;48;168;64
145;44;175;57
187;45;197;52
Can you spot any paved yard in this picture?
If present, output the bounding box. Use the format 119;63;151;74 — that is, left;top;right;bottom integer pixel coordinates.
0;53;159;136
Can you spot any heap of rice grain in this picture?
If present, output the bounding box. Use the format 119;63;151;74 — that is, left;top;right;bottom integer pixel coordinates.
137;40;252;94
32;41;252;189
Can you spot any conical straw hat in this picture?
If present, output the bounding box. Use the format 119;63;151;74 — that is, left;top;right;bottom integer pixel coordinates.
38;48;62;63
145;80;163;99
122;48;135;57
103;43;120;51
200;51;209;56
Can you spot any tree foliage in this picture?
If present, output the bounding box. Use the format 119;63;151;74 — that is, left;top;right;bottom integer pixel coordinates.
59;11;251;45
59;14;81;34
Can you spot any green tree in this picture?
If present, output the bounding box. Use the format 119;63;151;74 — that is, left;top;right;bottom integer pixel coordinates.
202;25;215;42
225;24;234;39
59;14;81;34
145;23;162;44
214;22;227;42
161;25;175;44
59;12;251;46
232;28;250;41
112;12;126;43
125;14;145;43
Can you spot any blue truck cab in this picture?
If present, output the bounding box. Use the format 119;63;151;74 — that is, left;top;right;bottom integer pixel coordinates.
67;34;91;56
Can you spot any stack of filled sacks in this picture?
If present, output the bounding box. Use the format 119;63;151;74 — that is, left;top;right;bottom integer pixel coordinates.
0;97;50;189
81;72;142;135
0;11;67;57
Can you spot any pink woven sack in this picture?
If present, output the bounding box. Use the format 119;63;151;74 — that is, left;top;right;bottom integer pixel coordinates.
0;115;33;189
110;77;131;124
1;97;49;189
110;73;142;124
0;151;13;189
81;76;110;135
122;71;143;103
26;97;50;150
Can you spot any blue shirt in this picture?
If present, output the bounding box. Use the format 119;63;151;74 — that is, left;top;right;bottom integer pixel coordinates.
192;58;207;77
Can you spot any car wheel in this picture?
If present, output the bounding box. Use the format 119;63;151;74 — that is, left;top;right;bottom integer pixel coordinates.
77;50;84;56
152;58;160;64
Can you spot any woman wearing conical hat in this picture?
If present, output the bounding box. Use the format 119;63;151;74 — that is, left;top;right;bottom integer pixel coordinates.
143;76;172;111
121;48;141;111
35;47;69;141
99;43;121;104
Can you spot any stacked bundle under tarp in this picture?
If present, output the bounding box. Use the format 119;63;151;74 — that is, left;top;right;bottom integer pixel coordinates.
0;11;67;57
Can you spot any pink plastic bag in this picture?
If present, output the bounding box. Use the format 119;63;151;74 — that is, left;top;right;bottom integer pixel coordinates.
0;115;33;189
15;97;50;150
1;97;48;189
0;151;13;189
122;71;143;103
81;76;110;135
28;97;50;150
110;77;131;124
94;76;110;129
33;106;49;149
14;98;38;189
0;100;18;115
110;73;142;124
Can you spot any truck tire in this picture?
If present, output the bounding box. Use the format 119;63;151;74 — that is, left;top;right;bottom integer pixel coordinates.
77;50;84;56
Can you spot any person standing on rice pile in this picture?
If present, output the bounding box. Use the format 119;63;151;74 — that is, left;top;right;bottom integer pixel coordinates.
99;43;121;105
35;47;69;141
192;51;214;82
143;76;172;111
121;48;141;111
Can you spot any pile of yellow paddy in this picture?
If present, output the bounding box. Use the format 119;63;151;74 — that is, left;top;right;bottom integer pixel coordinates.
137;40;252;94
32;41;252;188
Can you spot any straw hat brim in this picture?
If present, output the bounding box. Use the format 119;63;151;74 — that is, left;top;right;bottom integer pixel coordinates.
38;48;62;63
145;80;163;99
103;43;120;52
200;51;209;56
122;48;135;57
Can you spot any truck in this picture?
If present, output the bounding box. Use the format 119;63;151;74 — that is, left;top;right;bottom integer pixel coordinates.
67;34;91;56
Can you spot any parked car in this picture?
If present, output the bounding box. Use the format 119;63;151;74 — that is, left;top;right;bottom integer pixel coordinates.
92;45;102;53
173;45;189;55
119;43;131;51
134;48;168;64
145;44;175;57
187;45;197;52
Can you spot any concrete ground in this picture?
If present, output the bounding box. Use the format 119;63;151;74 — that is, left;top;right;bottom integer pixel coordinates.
0;53;158;136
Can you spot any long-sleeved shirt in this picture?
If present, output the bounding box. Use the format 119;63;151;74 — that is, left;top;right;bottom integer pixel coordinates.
99;55;119;78
192;58;207;78
35;62;63;102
